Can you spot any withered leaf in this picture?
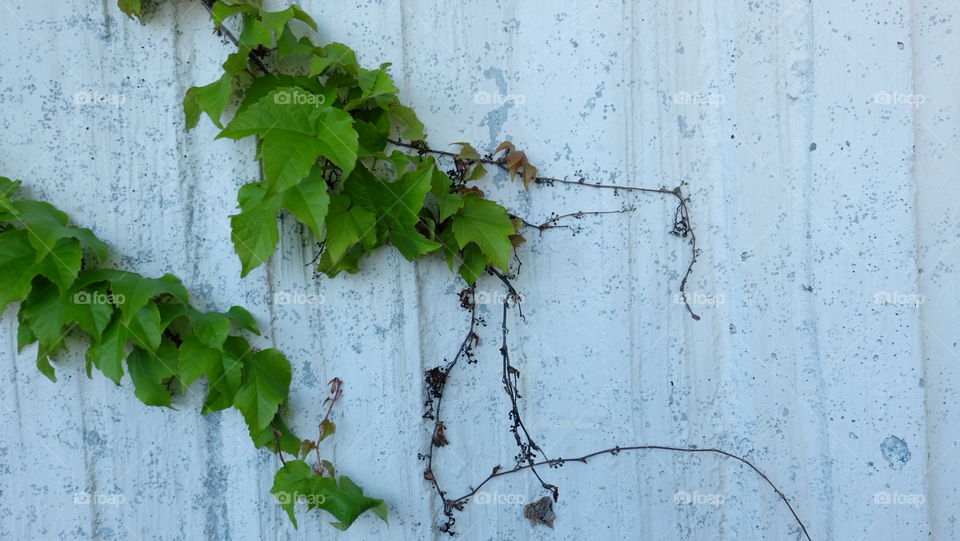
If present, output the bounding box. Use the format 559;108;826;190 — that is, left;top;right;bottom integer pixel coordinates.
523;496;555;528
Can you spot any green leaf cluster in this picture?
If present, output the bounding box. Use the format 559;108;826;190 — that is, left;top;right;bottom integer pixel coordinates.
181;1;520;283
0;178;385;528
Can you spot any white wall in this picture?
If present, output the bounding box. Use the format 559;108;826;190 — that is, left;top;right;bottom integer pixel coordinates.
1;0;957;539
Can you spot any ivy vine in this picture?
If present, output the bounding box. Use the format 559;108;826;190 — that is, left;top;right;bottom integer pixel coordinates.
1;0;813;538
0;177;385;529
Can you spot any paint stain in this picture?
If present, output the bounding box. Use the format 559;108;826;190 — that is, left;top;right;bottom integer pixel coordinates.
880;435;911;470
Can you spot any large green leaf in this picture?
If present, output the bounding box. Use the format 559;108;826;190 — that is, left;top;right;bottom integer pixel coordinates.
230;196;280;277
233;349;292;434
281;168;330;240
87;313;129;384
271;461;388;530
127;342;177;407
0;229;40;313
184;74;233;129
320;194;377;271
450;194;516;271
218;90;359;192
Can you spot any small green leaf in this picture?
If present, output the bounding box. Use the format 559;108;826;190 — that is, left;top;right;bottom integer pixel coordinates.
309;43;359;76
116;0;142;21
227;305;261;335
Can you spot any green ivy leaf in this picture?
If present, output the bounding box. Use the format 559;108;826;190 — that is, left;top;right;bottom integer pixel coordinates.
272;460;314;527
227;305;261;335
202;335;248;413
281;168;330;240
0;229;40;313
457;243;488;284
309;43;359;77
219;90;359;192
61;282;114;342
230;195;280;277
188;309;232;349
127;342;178;407
390;229;440;260
35;237;83;296
11;200;108;262
451;194;515;271
321;194;377;270
184;74;233;130
178;334;221;388
102;271;189;323
116;0;142;21
87;312;130;384
234;348;292;434
125;303;162;351
22;278;69;380
271;461;388;530
250;412;301;454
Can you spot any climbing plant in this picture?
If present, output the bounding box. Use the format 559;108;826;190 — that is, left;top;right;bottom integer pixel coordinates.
0;0;812;538
0;177;385;529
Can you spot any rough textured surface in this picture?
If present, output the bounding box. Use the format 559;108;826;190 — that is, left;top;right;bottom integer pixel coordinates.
1;0;957;539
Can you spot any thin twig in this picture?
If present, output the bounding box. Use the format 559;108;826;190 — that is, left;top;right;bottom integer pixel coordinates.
388;138;701;320
447;444;812;541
